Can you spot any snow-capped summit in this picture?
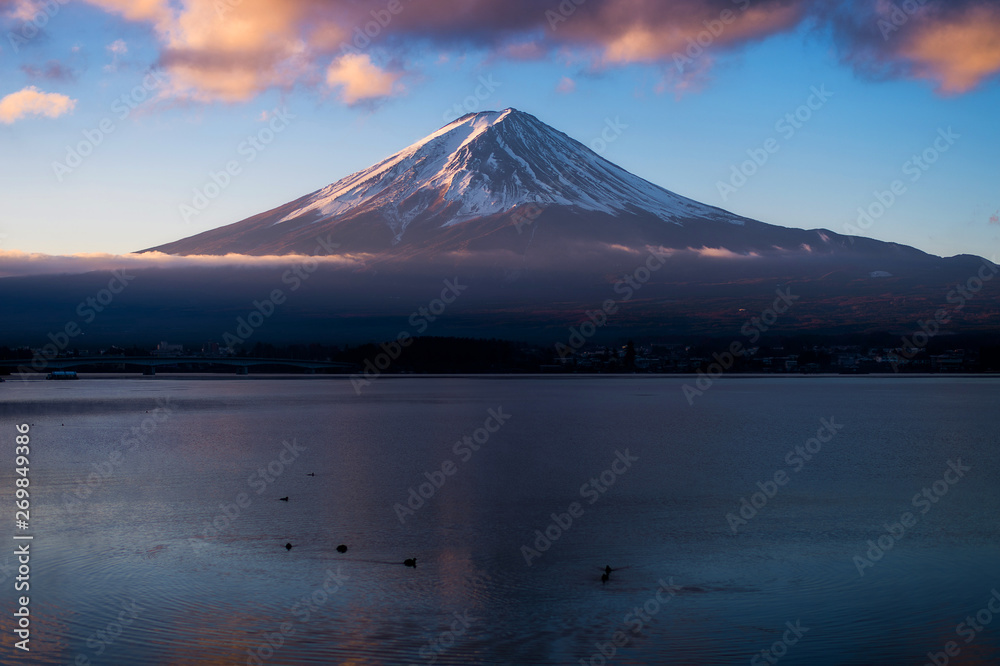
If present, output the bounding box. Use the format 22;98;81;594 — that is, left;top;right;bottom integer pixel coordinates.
272;108;727;240
147;108;938;265
148;108;769;256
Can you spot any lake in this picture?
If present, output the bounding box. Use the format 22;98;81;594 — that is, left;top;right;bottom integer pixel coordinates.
1;375;998;665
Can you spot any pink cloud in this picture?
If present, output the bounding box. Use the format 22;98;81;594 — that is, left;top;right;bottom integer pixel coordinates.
81;0;169;28
688;247;760;259
826;1;1000;95
896;4;1000;94
6;0;43;21
0;249;370;278
575;2;804;67
326;53;403;104
555;75;576;94
83;0;317;102
20;60;76;82
0;86;76;124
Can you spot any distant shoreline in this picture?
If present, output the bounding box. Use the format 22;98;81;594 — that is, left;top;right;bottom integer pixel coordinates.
4;372;1000;381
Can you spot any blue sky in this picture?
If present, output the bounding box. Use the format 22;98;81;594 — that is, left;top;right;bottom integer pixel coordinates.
1;0;998;260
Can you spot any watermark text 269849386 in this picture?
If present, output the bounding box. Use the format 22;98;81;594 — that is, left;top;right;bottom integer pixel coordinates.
14;424;31;533
13;422;33;652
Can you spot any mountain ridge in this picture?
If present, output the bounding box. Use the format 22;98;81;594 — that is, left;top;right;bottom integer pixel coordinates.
142;108;819;257
142;108;989;292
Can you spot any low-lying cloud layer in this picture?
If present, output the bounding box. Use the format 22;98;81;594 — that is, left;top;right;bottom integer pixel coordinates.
0;249;371;278
0;244;811;279
5;0;999;103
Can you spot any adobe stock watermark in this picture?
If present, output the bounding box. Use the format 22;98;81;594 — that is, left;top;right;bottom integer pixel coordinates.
545;0;587;30
15;270;135;380
682;286;799;404
350;277;468;393
394;407;511;524
0;558;17;587
332;0;414;56
923;588;1000;666
63;398;174;514
512;202;544;234
214;0;242;18
852;459;971;577
717;85;834;202
520;449;638;566
180;107;295;223
844;127;959;236
441;75;501;122
6;0;70;53
554;248;669;358
586;116;628;155
891;258;997;370
52;69;166;182
220;236;338;348
750;620;810;666
219;0;412;54
190;438;307;552
514;116;627;235
672;0;752;74
417;603;482;665
580;577;680;666
73;600;143;666
245;566;349;665
878;0;931;40
726;417;843;534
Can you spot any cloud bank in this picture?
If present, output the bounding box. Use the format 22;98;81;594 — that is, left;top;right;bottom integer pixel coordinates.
0;250;371;278
6;1;1000;103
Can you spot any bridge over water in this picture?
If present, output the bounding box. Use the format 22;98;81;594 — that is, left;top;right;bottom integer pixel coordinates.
2;356;357;376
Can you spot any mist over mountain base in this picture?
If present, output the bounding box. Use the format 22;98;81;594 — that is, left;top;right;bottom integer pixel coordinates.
3;248;997;350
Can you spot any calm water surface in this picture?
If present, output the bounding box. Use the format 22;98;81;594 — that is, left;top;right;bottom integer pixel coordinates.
0;376;998;665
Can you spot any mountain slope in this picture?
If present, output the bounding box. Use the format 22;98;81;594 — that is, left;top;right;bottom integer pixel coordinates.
143;108;992;306
271;108;729;232
143;109;813;257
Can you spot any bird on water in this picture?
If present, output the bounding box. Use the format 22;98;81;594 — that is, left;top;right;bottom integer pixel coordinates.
404;558;417;567
285;543;293;551
336;545;348;553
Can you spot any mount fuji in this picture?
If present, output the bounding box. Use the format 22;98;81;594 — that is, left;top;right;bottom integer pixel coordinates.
2;110;996;346
80;107;994;344
146;108;911;263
